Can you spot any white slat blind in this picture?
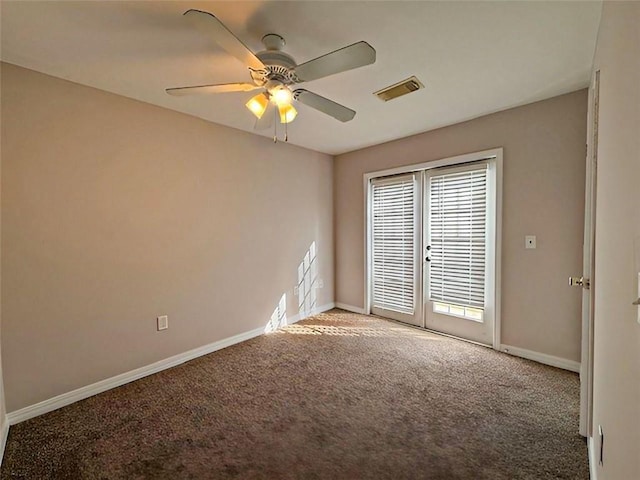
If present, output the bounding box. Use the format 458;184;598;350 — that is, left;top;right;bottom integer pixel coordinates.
372;175;416;314
428;166;487;309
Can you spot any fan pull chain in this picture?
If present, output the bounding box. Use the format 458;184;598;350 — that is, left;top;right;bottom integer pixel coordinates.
273;106;277;143
284;118;288;142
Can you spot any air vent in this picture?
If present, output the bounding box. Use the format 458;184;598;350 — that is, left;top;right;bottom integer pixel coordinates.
374;76;424;102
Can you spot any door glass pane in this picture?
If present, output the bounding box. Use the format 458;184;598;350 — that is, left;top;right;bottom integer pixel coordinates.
428;166;488;313
371;175;416;314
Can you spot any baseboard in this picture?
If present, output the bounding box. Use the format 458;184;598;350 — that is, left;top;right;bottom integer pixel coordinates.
335;302;366;315
588;435;597;480
7;302;335;426
499;344;580;373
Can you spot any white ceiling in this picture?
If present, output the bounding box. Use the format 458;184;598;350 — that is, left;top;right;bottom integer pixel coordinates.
1;1;602;155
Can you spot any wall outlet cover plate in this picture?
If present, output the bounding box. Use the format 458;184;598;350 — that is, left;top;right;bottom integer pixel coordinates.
525;235;537;249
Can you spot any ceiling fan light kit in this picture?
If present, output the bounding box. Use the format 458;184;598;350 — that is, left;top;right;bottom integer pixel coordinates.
166;9;376;142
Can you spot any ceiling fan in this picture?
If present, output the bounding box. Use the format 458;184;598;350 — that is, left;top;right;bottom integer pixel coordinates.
166;9;376;130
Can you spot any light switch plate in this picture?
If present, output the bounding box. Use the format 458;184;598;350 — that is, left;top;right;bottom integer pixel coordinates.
525;235;537;249
637;273;640;325
157;315;168;331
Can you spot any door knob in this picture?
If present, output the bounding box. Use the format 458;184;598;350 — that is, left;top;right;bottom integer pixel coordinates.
569;276;590;289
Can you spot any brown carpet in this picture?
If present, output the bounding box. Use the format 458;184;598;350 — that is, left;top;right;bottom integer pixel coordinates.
1;309;588;479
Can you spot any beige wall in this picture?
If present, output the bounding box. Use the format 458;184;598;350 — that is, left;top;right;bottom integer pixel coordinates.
590;2;640;478
0;63;334;413
335;90;587;362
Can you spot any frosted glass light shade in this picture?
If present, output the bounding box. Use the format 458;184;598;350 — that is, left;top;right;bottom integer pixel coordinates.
245;93;269;119
278;104;297;123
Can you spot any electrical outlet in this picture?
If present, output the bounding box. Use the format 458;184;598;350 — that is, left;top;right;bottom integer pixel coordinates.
525;235;537;249
317;279;324;288
157;315;168;331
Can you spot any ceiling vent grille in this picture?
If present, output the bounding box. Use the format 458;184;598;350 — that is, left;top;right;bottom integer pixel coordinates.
374;76;424;102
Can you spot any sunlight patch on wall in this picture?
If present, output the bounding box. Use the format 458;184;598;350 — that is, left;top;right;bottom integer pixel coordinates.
265;293;287;333
297;242;318;318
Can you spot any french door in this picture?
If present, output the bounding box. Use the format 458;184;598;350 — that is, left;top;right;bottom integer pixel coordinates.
423;163;494;345
370;173;422;326
369;155;498;345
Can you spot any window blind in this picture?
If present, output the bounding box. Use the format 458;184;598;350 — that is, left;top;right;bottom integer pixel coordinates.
428;166;487;309
371;175;416;314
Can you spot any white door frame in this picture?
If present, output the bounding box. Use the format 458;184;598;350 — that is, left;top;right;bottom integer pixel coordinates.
364;147;503;349
579;70;599;438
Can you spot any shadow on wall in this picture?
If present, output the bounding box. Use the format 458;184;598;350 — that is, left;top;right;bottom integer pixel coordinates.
297;242;318;318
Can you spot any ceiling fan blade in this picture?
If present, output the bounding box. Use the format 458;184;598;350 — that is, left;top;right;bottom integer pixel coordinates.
254;103;275;130
294;41;376;83
184;9;265;71
293;89;356;122
166;83;260;96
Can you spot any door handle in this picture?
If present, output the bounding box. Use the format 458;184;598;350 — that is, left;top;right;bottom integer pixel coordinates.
569;276;590;289
633;298;640;306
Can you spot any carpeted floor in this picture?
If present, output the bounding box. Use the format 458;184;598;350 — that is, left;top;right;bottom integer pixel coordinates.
1;309;588;479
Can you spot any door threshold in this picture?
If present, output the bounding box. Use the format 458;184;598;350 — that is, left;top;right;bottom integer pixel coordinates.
421;327;493;349
370;313;493;349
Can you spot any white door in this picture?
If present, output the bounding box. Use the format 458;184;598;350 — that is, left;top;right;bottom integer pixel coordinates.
423;162;496;345
370;173;422;326
578;70;599;437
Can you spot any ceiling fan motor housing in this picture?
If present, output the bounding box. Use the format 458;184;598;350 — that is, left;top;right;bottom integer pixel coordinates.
255;34;297;84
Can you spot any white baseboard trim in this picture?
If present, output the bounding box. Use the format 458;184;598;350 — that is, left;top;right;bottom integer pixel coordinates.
588;435;597;480
335;302;366;315
7;302;336;426
7;327;264;425
499;344;580;373
0;419;9;466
